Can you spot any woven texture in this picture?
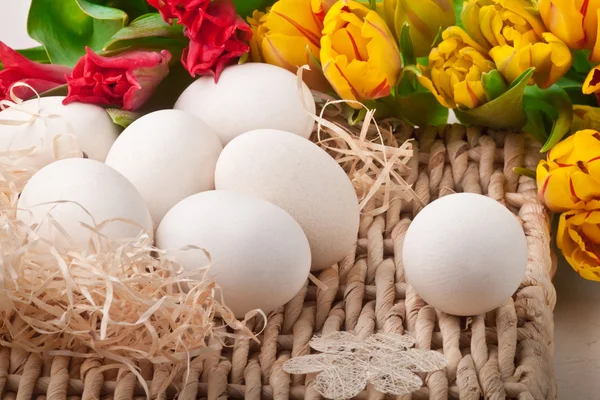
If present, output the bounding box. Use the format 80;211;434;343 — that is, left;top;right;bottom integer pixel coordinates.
0;124;557;400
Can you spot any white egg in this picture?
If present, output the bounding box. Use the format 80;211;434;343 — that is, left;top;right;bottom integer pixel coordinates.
17;158;153;250
215;129;359;271
105;109;223;226
156;190;311;318
402;193;528;316
0;96;118;169
174;63;316;145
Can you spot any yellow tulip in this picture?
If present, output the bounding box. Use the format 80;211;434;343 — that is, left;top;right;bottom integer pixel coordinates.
416;26;495;109
583;66;600;99
462;0;572;88
557;209;600;282
386;0;456;57
536;129;600;213
573;105;600;132
320;0;402;106
247;0;330;91
539;0;600;63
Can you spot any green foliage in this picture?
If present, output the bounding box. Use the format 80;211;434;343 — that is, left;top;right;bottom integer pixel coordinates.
233;0;276;18
523;84;573;152
27;0;130;66
454;68;534;129
482;70;508;102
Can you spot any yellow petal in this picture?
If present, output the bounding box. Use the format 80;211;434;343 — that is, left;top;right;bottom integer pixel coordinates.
362;8;401;86
538;0;586;50
497;0;547;37
584;66;600;94
266;0;323;47
462;0;492;49
592;7;600;63
416;72;457;108
453;79;487;109
443;26;491;54
489;44;529;85
583;0;600;52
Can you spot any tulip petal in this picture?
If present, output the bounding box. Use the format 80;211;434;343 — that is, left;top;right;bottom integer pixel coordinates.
558;209;600;282
538;0;586;50
584;66;600;94
415;71;456;109
321;0;400;105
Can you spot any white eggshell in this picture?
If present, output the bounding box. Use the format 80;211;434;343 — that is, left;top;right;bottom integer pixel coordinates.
174;63;316;145
0;96;118;169
156;190;311;318
105;109;223;226
17;158;153;250
215;129;359;271
402;193;528;316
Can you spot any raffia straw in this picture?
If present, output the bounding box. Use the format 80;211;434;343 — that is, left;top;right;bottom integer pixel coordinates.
296;66;422;216
0;85;260;397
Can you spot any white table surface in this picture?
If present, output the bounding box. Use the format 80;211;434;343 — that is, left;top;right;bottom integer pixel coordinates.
1;2;596;398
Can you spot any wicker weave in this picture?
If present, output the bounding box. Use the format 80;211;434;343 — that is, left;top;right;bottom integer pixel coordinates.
0;124;557;400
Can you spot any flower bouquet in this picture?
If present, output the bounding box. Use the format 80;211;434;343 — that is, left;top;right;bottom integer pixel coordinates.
0;0;587;398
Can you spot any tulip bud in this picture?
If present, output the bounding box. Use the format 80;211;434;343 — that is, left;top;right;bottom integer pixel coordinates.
247;0;330;91
0;41;72;101
388;0;455;57
462;0;572;88
539;0;600;63
63;48;171;111
557;209;600;282
416;26;495;109
536;129;600;213
320;0;402;106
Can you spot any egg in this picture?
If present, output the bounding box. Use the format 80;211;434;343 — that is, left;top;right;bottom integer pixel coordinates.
174;63;316;145
17;158;153;250
402;193;528;316
215;129;359;271
105;109;222;226
0;96;118;170
156;190;311;318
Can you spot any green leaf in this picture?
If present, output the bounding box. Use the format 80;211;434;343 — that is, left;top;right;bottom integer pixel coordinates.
306;45;323;72
18;46;51;64
106;108;141;128
454;68;534;129
397;91;449;126
77;0;128;22
233;0;275;18
400;23;415;67
453;0;465;29
482;70;508;102
522;85;573;152
27;0;127;66
369;0;378;10
513;167;536;179
104;13;185;50
101;0;150;20
572;50;593;74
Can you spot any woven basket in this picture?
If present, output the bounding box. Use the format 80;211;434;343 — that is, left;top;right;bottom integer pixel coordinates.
1;124;557;400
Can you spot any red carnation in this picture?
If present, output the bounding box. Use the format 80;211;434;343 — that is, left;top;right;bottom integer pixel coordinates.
148;0;251;81
63;48;171;111
181;0;252;80
147;0;209;28
0;41;71;101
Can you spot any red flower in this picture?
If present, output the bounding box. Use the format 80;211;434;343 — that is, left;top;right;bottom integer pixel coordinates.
181;0;252;80
147;0;209;28
0;41;71;101
63;48;171;111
